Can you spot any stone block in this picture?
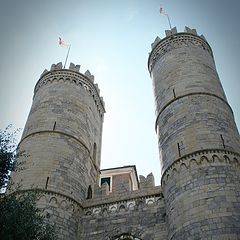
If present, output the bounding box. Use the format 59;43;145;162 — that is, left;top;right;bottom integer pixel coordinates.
184;26;197;35
69;62;80;72
151;36;161;49
165;27;177;36
85;70;94;82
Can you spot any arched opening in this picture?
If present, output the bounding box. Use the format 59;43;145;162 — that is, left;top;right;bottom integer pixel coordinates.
86;185;92;199
113;234;142;240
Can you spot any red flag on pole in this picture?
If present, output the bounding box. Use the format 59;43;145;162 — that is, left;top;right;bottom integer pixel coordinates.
159;5;172;29
58;37;71;68
58;37;70;47
160;6;167;16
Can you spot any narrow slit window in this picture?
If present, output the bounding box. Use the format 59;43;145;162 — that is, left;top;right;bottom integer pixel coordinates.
220;134;225;148
173;89;176;98
53;121;56;130
45;177;49;189
86;185;92;199
177;143;181;157
93;143;97;163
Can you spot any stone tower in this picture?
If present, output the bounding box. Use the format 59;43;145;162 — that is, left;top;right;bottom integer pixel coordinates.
11;62;105;239
148;27;240;239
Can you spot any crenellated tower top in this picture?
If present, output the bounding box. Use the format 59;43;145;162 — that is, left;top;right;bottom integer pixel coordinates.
11;60;107;239
148;26;213;73
35;62;105;117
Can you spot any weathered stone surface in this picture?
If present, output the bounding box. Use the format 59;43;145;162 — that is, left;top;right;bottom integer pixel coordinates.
80;188;167;240
11;65;105;239
149;27;240;239
69;62;80;72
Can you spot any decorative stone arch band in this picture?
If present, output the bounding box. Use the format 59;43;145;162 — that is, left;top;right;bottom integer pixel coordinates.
104;227;144;240
112;234;143;239
161;148;240;187
148;32;213;73
34;69;105;116
8;188;83;210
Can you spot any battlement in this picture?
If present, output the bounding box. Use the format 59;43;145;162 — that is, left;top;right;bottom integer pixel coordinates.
150;26;206;49
81;183;166;240
35;62;105;116
139;172;155;188
41;62;89;77
85;172;158;206
148;26;212;72
83;187;163;216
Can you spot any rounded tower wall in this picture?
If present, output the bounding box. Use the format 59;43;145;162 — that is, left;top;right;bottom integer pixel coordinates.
14;68;105;202
149;27;240;239
161;151;240;240
22;70;104;169
150;33;227;118
14;132;96;202
149;32;240;173
10;64;105;240
157;94;240;172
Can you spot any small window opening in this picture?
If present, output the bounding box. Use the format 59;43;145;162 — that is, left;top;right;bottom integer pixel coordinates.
93;143;97;163
220;134;225;148
173;89;176;98
177;143;181;157
45;177;49;189
53;121;56;130
100;177;111;191
86;185;92;199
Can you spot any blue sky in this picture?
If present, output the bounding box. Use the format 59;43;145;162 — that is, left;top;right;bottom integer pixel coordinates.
0;0;239;185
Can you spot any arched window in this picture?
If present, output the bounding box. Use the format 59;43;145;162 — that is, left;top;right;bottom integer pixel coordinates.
93;143;97;163
113;234;142;240
86;185;92;199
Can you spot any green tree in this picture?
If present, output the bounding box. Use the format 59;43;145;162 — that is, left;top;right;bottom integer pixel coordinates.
0;192;56;240
0;126;56;240
0;125;17;189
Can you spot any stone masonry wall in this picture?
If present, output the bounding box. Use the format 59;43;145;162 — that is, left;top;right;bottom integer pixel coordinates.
11;63;105;239
37;190;82;239
162;150;240;240
157;94;239;172
149;27;240;239
78;181;167;240
149;30;240;172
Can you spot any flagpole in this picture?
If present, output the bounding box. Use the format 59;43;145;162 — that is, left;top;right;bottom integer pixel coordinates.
160;6;172;30
167;14;172;30
64;45;71;69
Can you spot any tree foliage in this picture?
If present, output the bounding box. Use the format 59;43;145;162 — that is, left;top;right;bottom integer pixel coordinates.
0;192;56;240
0;125;17;189
0;126;56;239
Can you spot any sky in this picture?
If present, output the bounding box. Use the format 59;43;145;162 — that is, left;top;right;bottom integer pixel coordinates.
0;0;239;185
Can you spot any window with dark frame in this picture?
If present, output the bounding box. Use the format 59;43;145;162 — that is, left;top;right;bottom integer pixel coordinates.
100;177;111;191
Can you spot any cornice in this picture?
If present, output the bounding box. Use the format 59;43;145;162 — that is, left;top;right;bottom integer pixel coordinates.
161;149;240;186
